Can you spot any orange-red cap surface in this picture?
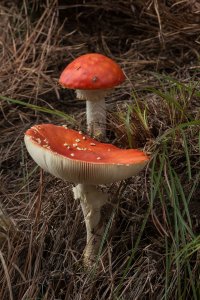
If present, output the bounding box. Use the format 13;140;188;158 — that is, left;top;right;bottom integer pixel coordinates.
24;124;149;184
25;124;148;164
59;53;125;90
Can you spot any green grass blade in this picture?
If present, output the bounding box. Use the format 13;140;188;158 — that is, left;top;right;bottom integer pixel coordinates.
180;129;192;180
114;204;151;299
0;95;76;124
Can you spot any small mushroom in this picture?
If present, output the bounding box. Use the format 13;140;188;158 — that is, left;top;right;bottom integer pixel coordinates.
24;124;149;266
59;53;125;139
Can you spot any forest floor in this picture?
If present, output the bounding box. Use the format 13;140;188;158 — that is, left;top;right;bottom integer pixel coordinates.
0;1;200;299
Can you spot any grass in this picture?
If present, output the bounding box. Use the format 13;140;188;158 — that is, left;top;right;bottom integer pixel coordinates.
158;153;199;299
110;76;200;299
0;1;200;299
1;74;199;299
151;78;199;299
0;95;76;125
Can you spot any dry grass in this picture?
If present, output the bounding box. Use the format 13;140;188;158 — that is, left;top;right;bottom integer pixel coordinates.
0;1;200;299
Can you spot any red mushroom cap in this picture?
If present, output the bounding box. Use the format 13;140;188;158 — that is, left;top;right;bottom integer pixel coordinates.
24;124;149;184
59;53;125;90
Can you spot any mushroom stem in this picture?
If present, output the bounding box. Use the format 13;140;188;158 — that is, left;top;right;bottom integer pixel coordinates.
72;183;108;266
76;89;107;139
86;99;106;139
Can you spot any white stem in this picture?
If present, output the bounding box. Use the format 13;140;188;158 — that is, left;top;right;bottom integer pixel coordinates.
73;183;108;266
86;99;106;138
76;89;112;139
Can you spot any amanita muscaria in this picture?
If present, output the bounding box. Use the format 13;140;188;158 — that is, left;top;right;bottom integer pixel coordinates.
24;124;149;266
59;53;125;139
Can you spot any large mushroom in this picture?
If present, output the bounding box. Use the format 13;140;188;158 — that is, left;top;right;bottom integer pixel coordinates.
24;124;149;266
59;53;125;139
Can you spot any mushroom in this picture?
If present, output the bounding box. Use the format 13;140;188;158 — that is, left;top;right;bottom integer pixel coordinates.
24;124;149;266
59;53;125;139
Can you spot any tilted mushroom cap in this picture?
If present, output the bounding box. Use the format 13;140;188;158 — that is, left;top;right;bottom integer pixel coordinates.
24;124;149;185
59;53;125;91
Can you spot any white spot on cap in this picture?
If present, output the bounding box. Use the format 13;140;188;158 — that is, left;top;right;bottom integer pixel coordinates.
36;138;41;144
70;153;75;157
76;147;87;151
97;157;101;160
73;143;78;147
82;136;86;140
43;145;50;149
90;143;96;146
75;139;81;143
79;131;82;134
